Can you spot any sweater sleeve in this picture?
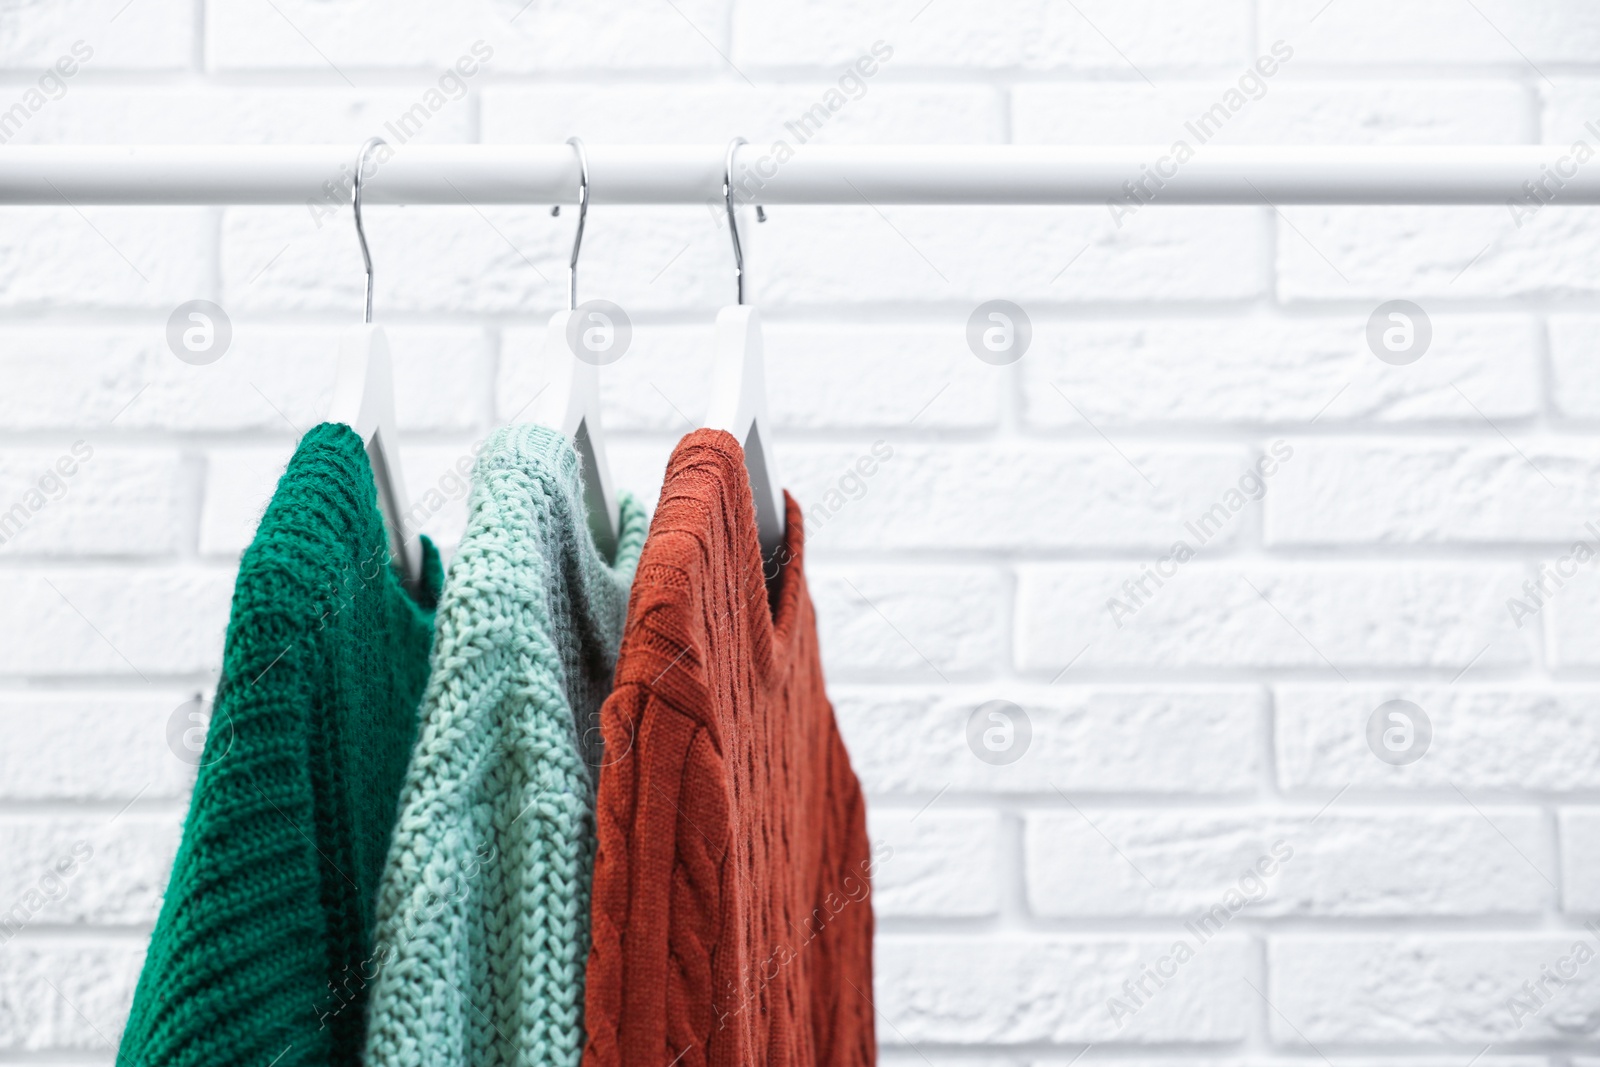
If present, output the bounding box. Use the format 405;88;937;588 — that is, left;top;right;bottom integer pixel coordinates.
584;686;730;1067
117;570;334;1067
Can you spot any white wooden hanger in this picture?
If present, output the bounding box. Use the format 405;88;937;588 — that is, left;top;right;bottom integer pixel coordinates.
327;137;424;592
532;137;621;561
705;138;786;562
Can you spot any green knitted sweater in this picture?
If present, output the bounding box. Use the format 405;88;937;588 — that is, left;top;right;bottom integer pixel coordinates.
117;423;442;1067
362;425;646;1067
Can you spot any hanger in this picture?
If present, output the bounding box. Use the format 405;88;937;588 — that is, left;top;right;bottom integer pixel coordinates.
326;136;424;593
705;137;786;562
532;136;621;562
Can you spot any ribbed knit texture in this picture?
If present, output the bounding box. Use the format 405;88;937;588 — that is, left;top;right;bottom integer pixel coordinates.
583;430;876;1067
117;422;442;1067
362;424;647;1067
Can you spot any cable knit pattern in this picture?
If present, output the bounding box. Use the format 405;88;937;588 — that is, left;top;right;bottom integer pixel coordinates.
363;425;646;1067
117;423;442;1067
582;430;877;1067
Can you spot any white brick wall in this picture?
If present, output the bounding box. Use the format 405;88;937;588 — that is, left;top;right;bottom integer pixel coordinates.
0;1;1596;1063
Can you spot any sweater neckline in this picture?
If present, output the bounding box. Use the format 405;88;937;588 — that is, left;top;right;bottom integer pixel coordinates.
754;489;805;686
686;429;806;691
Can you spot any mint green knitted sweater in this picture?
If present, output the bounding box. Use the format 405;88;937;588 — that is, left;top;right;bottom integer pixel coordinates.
362;425;646;1067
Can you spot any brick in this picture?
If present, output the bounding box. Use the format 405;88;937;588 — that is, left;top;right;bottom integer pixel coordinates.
1548;567;1600;667
0;447;185;556
1269;934;1600;1043
0;568;233;676
732;0;1249;71
397;441;487;554
1015;564;1532;672
765;324;1002;430
500;322;999;436
206;0;730;71
0;942;143;1049
874;934;1251;1043
1026;808;1548;918
1277;685;1600;790
0;207;209;310
1549;315;1600;420
0;692;197;800
834;685;1261;795
0;0;192;70
608;439;680;522
484;84;1003;144
125;325;489;435
761;205;1265;306
1;88;473;144
790;444;1253;555
499;324;710;435
222;205;724;316
0;328;155;430
1016;82;1529;145
1021;317;1539;427
1560;808;1600;912
1545;81;1600;145
198;444;293;557
498;324;702;440
810;566;1004;681
1274;206;1600;302
1266;440;1600;545
867;808;1001;918
1262;0;1600;65
0;814;180;929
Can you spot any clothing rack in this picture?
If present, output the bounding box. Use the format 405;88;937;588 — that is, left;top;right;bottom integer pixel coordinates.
0;145;1588;205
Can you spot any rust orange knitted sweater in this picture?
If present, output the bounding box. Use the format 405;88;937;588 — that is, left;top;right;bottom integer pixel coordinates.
583;430;877;1067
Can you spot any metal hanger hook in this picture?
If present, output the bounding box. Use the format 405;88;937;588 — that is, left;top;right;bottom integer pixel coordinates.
723;137;753;305
561;137;590;311
352;136;386;325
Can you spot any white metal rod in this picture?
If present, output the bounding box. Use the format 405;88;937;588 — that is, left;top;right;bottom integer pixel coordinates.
0;145;1588;206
